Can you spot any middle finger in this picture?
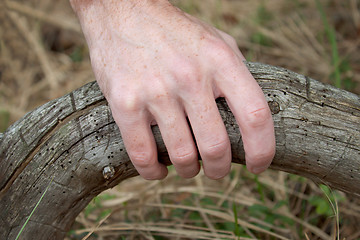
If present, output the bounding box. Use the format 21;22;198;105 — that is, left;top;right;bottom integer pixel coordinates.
183;91;231;179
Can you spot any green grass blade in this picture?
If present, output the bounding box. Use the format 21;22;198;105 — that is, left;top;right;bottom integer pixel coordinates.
315;0;342;88
15;176;54;240
232;203;240;238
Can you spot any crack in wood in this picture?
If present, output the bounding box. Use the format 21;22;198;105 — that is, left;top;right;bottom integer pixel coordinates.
286;79;359;114
0;99;106;198
24;219;66;234
19;129;29;147
322;136;353;180
69;92;77;112
28;121;116;195
305;76;311;101
103;108;113;154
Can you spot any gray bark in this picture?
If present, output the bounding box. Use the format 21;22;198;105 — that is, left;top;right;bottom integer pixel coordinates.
0;62;359;239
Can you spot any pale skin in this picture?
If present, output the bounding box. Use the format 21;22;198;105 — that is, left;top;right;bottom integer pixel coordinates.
70;0;276;180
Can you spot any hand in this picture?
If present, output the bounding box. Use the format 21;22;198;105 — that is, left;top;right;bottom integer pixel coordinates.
71;0;275;180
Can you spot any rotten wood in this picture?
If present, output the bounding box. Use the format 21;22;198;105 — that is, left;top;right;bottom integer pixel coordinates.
0;62;359;239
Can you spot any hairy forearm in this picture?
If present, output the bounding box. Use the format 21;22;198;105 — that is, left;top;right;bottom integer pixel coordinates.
69;0;175;47
69;0;170;18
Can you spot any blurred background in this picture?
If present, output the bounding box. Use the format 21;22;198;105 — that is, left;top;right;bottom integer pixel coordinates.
1;0;359;239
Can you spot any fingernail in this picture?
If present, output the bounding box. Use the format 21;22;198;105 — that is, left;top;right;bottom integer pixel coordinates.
249;165;268;174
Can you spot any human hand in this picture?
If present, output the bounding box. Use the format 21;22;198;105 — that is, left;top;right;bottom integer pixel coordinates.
70;0;275;180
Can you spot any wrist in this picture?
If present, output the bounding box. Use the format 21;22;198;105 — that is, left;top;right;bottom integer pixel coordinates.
70;0;172;34
70;0;170;16
70;0;175;49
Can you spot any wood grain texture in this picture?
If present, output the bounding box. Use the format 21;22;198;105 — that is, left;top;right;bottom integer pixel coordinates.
0;62;359;239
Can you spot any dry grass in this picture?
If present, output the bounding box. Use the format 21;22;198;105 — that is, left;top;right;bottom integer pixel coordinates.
68;166;360;240
1;0;360;239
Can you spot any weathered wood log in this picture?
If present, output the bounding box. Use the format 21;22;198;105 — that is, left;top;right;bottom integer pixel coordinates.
0;62;359;239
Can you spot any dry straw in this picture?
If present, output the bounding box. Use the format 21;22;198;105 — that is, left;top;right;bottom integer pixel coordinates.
1;0;360;239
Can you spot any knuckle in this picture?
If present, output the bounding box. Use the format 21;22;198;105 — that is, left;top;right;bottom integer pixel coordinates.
244;107;272;128
202;136;230;159
172;60;201;90
110;89;143;113
171;148;197;167
221;31;238;47
205;37;237;62
129;151;154;168
147;84;171;105
174;59;197;77
228;36;238;47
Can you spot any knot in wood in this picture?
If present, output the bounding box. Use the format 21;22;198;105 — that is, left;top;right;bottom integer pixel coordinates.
102;166;115;180
268;101;280;114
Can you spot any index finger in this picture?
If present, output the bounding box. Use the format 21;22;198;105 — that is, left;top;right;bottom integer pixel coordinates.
216;58;276;174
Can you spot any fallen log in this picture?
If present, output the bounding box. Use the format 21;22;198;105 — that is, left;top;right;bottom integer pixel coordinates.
0;62;359;239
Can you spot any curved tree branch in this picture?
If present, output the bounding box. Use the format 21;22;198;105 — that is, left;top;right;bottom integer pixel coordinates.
0;62;359;239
